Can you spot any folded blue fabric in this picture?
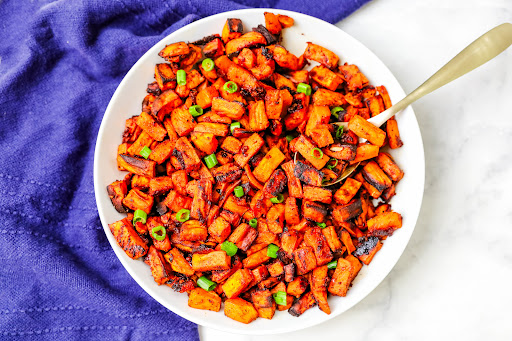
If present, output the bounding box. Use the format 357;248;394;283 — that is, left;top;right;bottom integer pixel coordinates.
0;0;369;339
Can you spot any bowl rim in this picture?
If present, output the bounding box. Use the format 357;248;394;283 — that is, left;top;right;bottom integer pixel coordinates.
94;8;425;335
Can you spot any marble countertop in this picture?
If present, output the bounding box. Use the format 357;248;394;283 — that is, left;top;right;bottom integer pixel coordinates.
201;0;512;339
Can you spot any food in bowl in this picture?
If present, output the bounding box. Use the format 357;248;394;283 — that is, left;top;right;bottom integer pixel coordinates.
106;12;405;324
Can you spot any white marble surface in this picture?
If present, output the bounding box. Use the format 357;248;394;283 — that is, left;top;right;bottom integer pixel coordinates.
201;0;512;339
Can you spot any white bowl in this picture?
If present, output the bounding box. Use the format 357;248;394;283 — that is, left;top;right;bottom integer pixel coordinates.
94;8;425;335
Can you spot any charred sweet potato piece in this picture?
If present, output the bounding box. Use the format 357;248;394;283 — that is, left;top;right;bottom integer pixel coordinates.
310;65;342;91
284;197;301;225
131;175;150;190
339;64;369;91
270;45;299;70
221;18;244;44
243;247;271;269
305;105;331;137
265;89;286;120
266;204;285;234
215;55;265;99
148;176;174;196
222;268;254;299
192;250;231;272
366;95;385;117
224;298;258;324
226;31;267;56
367;211;402;237
386;116;403;149
332;198;363;224
361;161;392;192
302;185;332;204
162;190;191;212
122;188;154;214
354;172;382;198
294;135;330;170
196;86;219;109
288;291;317;317
198;112;232;125
353;236;382;265
208;216;231;243
324;143;357;162
304;227;333;266
252;289;276;319
211;163;243;183
248;100;269;132
312;88;346;107
170;106;196;136
327;258;354;296
345;254;363;282
262;169;287;199
159;42;189;62
211;97;245;120
165;248;194;276
127;131;154;156
293;246;317;275
180;220;208;242
203;38;225;58
228;223;251;246
310;265;331;314
284;93;308;130
134;112;167;142
321;225;343;253
188;287;222;312
273;72;296;91
154;63;176;91
287;276;308;298
302;200;327;223
309;127;334;148
107;180;128;213
267;259;284;277
281;161;303;198
144;246;173;285
304;42;339;69
253;147;286;183
190;132;218;155
250;60;275;80
235;48;256;69
264;12;282;35
376;152;404;182
148;140;174;164
152;89;183;117
340;228;356;254
251;265;270;286
334;178;362;205
220;136;242;154
348;115;386;147
173;137;201;171
109;218;148;259
190;179;213;223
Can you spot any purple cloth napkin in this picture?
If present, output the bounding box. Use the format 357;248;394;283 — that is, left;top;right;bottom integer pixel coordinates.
0;0;369;339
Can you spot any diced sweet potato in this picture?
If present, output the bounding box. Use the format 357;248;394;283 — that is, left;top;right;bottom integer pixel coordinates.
264;12;282;35
284;93;308;131
350;143;380;164
266;204;285;234
386;116;403;149
273;72;296;91
281;161;303;198
304;42;339;69
294;135;330;170
262;169;287;199
305;105;331;137
148;140;174;164
196;86;219;109
122;188;154;214
339;64;369;91
222;268;254;299
222;18;243;44
109;218;148;259
233;133;264;168
277;14;294;27
302;185;332;204
162;189;191;212
302;200;327;223
293;246;317;275
131;175;150;190
170;106;196;136
127;131;154;156
134;112;167;142
107;180;128;213
376;152;404;182
251;264;270;285
310;65;342;91
243;247;271;269
194;122;229;137
334;178;362;205
215;55;265;99
310;265;331;314
321;225;343;253
192;250;231;272
180;220;208;242
284;196;301;225
332;198;363;224
188;287;222;312
253;147;286;183
152;90;183;117
221;136;242;154
224;298;258;324
225;31;267;56
165;248;194;276
324;143;357;161
190;132;218;155
327;258;354;296
361;160;392;192
248;100;269;132
267;260;284;277
270;45;299;70
265;89;285;120
208;216;232;243
367;211;402;237
155;63;176;91
159;42;189;61
118;154;156;178
348;115;386;147
251;289;276;319
340;228;356;254
144;246;173;285
173;137;201;171
353;236;382;265
312;88;346;107
211;163;243;183
304;227;333;266
212;97;245;120
288;291;317;317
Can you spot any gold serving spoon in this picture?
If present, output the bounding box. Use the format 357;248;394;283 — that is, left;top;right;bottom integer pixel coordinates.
323;22;512;186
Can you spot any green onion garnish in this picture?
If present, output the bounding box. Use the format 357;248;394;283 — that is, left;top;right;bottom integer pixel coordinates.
189;105;203;117
327;260;338;269
286;135;294;142
267;243;279;258
133;209;147;225
151;225;166;241
270;193;284;204
230;121;241;134
316;222;326;229
311;148;323;159
140;146;151;159
197;276;216;291
204;154;218;169
234;186;245;198
336;125;344;139
272;291;287;305
331;106;344;119
249;218;258;228
177;69;186;86
326;158;338;170
201;58;215;71
297;83;311;96
223;81;238;93
221;241;238;257
176;209;190;222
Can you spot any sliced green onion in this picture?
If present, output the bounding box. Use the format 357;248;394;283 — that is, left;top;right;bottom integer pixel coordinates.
327;260;338;269
316;222;327;229
177;69;186;86
336;125;344;139
311;148;323;159
270;193;284;204
234;186;245;198
133;209;147;224
326;158;339;170
189;105;203;117
286;135;294;142
267;243;279;258
221;241;238;257
331;106;344;119
223;81;238;93
176;209;190;222
151;225;166;241
197;276;216;291
201;58;215;71
140;146;151;159
272;291;287;305
249;218;258;228
297;83;311;96
230;121;241;133
204;154;218;169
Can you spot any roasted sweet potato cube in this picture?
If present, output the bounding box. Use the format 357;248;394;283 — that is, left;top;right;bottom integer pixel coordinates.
155;63;176;91
127;131;154;156
334;178;362;205
218;137;240;155
273;72;296;90
149;140;174;164
122;188;154;214
190;179;213;223
350;143;380;164
263;12;282;35
215;55;266;98
280;161;302;198
287;276;309;298
327;258;353;296
134;112;167;142
171;169;188;195
223;194;250;217
225;31;267;56
190;132;217;155
321;225;343;253
224;298;258;324
222;268;254;299
366;95;385;117
348;115;386;147
148;176;174;196
361;160;392;192
233;133;264;168
267;260;284;277
236;48;256;69
324;143;357;162
238;227;258;252
195;86;218;109
131;175;150;190
212;97;245;120
332;198;363;224
258;276;280;290
339;228;355;254
117;143;130;170
279;230;299;257
304;42;339;69
271;45;299;70
293;246;317;275
253;147;286;183
367;211;402;237
302;200;327;223
305;105;331;137
284;93;308;131
376;152;404;182
251;264;270;285
221;18;244;44
152;90;183;117
144;246;173;284
202;37;225;58
228;223;251;245
165;248;194;276
188;287;222;312
250;59;275;80
173;137;201;171
339;64;369;91
264;89;285;120
302;185;332;204
208;216;231;243
386;116;403;149
294;135;330;170
192;250;231;272
248;100;269;132
276;14;294;27
159;42;189;61
109;218;148;259
251;289;276;320
284;196;301;225
345;254;363;282
211;163;243;183
353;236;382;265
220;209;242;226
310;265;330;314
288;291;316;317
304;227;333;266
170;106;196;137
162;190;190;212
262;169;287;199
180;220;208;242
354;172;382;199
107;180;128;213
243;247;271;269
310;127;334;148
194;122;228;137
310;65;342;91
312;88;346;107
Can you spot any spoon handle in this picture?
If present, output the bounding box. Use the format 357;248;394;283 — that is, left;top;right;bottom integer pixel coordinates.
369;23;512;127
